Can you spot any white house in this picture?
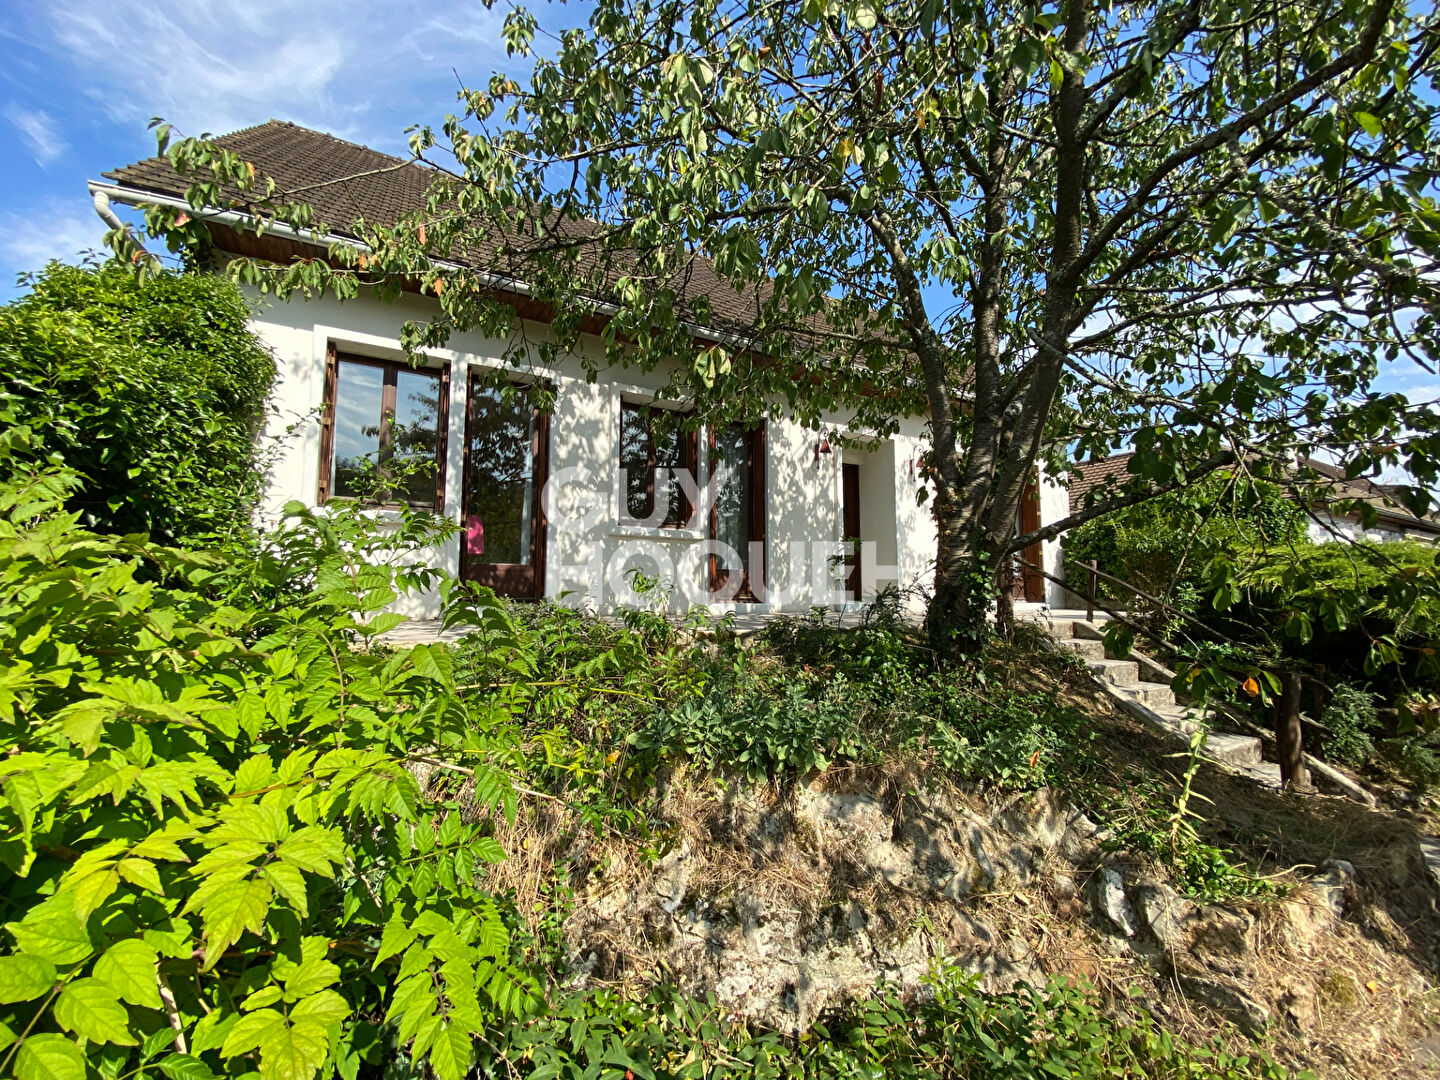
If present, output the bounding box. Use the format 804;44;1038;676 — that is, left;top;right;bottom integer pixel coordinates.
92;121;1071;618
1068;452;1440;548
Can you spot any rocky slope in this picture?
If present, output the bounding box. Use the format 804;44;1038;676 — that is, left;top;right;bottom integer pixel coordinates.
538;763;1440;1078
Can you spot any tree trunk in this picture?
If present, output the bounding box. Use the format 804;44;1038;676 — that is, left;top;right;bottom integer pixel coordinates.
925;483;1013;659
1276;671;1311;792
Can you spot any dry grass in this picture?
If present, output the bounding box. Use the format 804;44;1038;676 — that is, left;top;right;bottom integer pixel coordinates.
434;633;1440;1077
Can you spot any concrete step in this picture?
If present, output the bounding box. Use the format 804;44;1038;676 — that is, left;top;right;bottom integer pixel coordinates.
1226;757;1282;787
1064;638;1106;660
1088;657;1139;685
1205;732;1264;767
1110;680;1176;709
1038;617;1078;639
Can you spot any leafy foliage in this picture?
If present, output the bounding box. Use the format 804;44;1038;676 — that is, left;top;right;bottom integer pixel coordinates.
1062;474;1304;617
0;435;535;1079
1219;540;1440;686
1317;685;1378;768
631;681;868;778
0;262;276;546
484;967;1298;1080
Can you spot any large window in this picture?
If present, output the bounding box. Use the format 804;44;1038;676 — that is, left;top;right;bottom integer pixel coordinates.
709;424;766;600
319;350;448;509
619;402;697;528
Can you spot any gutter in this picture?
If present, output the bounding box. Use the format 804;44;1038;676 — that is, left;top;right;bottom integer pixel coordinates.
87;179;764;354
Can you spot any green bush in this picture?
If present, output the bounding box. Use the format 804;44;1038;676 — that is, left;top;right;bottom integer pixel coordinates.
0;432;533;1080
1062;472;1303;613
1317;684;1378;767
0;261;276;546
487;968;1299;1080
630;680;868;777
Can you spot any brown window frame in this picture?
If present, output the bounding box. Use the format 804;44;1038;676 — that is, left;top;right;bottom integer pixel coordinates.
316;345;450;511
618;401;698;528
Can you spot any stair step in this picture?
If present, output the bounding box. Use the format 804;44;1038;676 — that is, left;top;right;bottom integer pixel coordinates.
1205;732;1264;767
1037;618;1078;639
1064;638;1106;660
1110;680;1176;708
1227;757;1283;787
1087;658;1139;685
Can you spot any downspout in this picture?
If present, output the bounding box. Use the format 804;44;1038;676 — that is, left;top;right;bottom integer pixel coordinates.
91;186;126;231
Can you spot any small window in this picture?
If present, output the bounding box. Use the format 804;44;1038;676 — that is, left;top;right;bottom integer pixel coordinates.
320;351;448;508
619;402;696;528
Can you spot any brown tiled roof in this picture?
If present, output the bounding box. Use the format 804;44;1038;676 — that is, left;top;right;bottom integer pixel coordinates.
1066;452;1136;513
101;120;832;346
1065;450;1440;534
106;120;435;234
1296;457;1440;534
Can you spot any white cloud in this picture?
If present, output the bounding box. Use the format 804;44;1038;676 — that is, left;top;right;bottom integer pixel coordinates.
33;0;515;146
0;205;107;286
5;105;67;166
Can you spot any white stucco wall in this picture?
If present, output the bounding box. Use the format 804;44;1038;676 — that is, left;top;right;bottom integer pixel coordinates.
1037;465;1070;607
246;287;938;618
1305;512;1425;545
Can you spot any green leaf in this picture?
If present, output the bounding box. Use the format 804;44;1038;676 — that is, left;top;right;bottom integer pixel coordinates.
262;1023;330;1080
1354;110;1382;136
117;857;165;895
264;862;311;917
221;1008;285;1057
281;958;340;1002
95;938;163;1009
200;877;272;970
427;1022;473;1080
55;977;136;1044
374;917;418;967
290;989;350;1025
275;827;344;875
15;1033;86;1080
7;896;94;965
409;644;454;689
0;954;56;1003
159;1053;221;1080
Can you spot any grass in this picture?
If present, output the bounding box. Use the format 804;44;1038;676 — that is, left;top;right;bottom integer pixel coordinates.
431;598;1364;1078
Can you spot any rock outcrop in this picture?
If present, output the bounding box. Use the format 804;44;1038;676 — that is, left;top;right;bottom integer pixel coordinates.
559;770;1405;1056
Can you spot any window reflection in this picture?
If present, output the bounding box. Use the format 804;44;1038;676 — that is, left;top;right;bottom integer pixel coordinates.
329;359;441;506
465;383;535;566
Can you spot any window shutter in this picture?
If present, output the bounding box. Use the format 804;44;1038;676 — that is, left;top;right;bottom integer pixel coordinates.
682;423;699;527
316;342;339;503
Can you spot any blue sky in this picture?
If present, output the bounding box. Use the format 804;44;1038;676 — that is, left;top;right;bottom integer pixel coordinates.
2;0;1435;421
0;0;587;296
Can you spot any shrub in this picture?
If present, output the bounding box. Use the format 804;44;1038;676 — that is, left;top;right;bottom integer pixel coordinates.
1062;472;1303;613
0;261;276;546
630;680;868;777
0;441;533;1080
487;968;1298;1080
1318;684;1378;767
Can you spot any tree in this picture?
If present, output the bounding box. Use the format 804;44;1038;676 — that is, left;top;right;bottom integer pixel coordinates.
0;262;276;546
134;0;1440;653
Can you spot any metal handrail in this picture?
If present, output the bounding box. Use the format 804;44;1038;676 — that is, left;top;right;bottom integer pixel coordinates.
1013;553;1320;791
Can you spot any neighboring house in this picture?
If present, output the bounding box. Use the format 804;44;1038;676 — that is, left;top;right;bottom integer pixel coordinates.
1065;451;1440;550
91;120;1071;617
